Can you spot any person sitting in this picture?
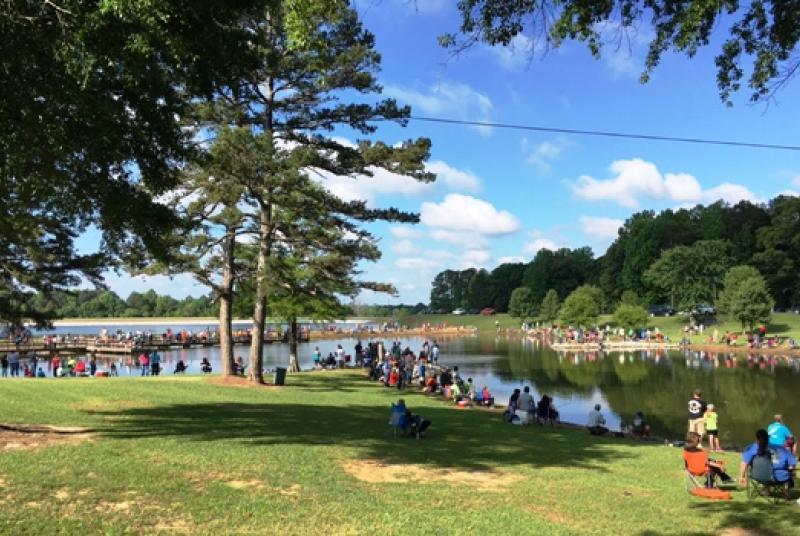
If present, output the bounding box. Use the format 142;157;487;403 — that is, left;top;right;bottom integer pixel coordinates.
450;381;465;403
174;360;188;374
36;367;45;378
739;428;797;499
109;363;118;377
73;359;87;376
404;408;431;440
587;404;609;435
465;378;476;400
631;411;651;438
424;374;437;394
768;414;796;455
537;395;559;426
234;356;246;376
200;358;212;374
503;389;521;423
480;386;494;407
684;432;732;488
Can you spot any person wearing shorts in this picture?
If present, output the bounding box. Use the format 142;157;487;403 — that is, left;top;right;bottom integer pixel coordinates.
688;389;707;439
705;403;720;452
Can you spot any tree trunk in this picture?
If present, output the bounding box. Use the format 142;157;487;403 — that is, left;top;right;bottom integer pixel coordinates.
248;204;271;384
288;317;300;373
218;226;236;376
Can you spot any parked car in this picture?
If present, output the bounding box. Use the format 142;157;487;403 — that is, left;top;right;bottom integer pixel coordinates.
648;305;676;317
480;307;496;316
691;303;717;316
467;308;480;315
452;308;466;315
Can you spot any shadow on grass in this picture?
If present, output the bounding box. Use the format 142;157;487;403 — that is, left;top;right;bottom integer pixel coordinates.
638;497;800;536
88;399;640;472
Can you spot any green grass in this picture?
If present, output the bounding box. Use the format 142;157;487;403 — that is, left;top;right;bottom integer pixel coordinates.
0;372;798;535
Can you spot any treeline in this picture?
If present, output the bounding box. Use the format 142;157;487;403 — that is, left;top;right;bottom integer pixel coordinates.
431;197;800;316
29;290;217;319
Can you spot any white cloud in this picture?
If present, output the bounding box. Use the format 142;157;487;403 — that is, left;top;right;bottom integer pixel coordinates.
579;216;623;239
484;34;539;71
523;136;569;173
395;257;442;270
421;194;521;235
702;183;759;204
792;175;800;186
524;238;560;254
523;229;565;255
384;81;494;137
497;256;525;265
389;226;421;239
571;158;757;208
392;240;417;255
426;160;481;192
313;166;431;206
429;229;489;248
463;249;491;267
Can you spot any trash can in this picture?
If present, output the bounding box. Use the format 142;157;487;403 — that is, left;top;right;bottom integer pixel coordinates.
274;367;287;386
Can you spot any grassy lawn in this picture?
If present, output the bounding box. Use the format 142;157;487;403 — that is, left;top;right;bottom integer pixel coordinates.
0;372;798;535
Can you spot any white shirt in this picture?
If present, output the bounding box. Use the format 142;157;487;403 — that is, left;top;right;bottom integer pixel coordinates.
587;410;606;427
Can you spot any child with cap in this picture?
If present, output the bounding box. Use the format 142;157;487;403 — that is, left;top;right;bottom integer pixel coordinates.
704;403;720;452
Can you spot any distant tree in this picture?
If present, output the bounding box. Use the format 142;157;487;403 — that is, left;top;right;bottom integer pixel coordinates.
508;287;537;319
466;269;493;310
488;262;526;311
559;285;601;327
730;276;774;332
645;240;733;310
717;266;763;315
613;304;649;330
522;247;595;303
538;289;561;324
619;290;644;307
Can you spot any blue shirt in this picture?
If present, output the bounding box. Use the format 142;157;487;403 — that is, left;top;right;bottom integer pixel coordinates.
742;443;797;483
767;422;794;447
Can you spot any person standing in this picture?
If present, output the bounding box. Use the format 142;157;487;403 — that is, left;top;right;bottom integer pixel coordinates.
1;354;7;377
687;389;707;440
517;386;534;424
8;350;20;377
139;352;150;376
51;354;60;377
704;403;720;452
150;351;161;376
335;344;345;368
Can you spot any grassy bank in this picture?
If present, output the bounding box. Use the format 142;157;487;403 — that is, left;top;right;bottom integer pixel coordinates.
392;311;800;342
0;372;797;535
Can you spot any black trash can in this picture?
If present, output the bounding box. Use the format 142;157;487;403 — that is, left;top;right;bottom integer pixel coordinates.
274;367;287;386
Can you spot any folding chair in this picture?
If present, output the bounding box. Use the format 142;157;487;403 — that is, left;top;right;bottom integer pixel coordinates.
747;453;789;503
683;450;711;493
389;403;407;438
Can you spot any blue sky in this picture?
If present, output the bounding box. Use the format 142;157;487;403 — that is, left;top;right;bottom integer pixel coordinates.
92;0;800;305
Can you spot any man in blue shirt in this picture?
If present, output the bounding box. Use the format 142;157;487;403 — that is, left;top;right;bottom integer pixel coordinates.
767;414;796;455
739;429;796;495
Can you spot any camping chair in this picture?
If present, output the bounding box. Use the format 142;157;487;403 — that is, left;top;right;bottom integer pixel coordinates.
683;450;712;493
389;403;407;438
683;450;733;500
747;453;789;503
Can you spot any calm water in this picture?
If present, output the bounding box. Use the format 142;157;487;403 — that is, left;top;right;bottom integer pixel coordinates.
11;333;800;447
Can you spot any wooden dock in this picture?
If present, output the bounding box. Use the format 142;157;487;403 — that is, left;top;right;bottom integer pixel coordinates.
0;330;309;357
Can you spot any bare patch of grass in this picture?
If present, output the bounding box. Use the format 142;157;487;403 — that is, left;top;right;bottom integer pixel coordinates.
341;460;522;492
0;424;93;451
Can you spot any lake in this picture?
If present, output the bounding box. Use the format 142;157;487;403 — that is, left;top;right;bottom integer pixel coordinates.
13;332;800;447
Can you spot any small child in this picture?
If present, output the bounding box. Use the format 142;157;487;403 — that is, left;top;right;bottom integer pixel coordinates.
704;403;720;452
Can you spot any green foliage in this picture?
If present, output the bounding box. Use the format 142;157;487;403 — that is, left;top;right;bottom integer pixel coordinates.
445;1;800;103
644;239;733;310
508;287;537;319
26;289;216;318
613;304;649;329
522;247;595;304
466;269;493;310
488;262;526;311
619;290;644;307
539;290;561;324
717;265;763;315
430;269;476;312
730;275;774;332
559;285;602;327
